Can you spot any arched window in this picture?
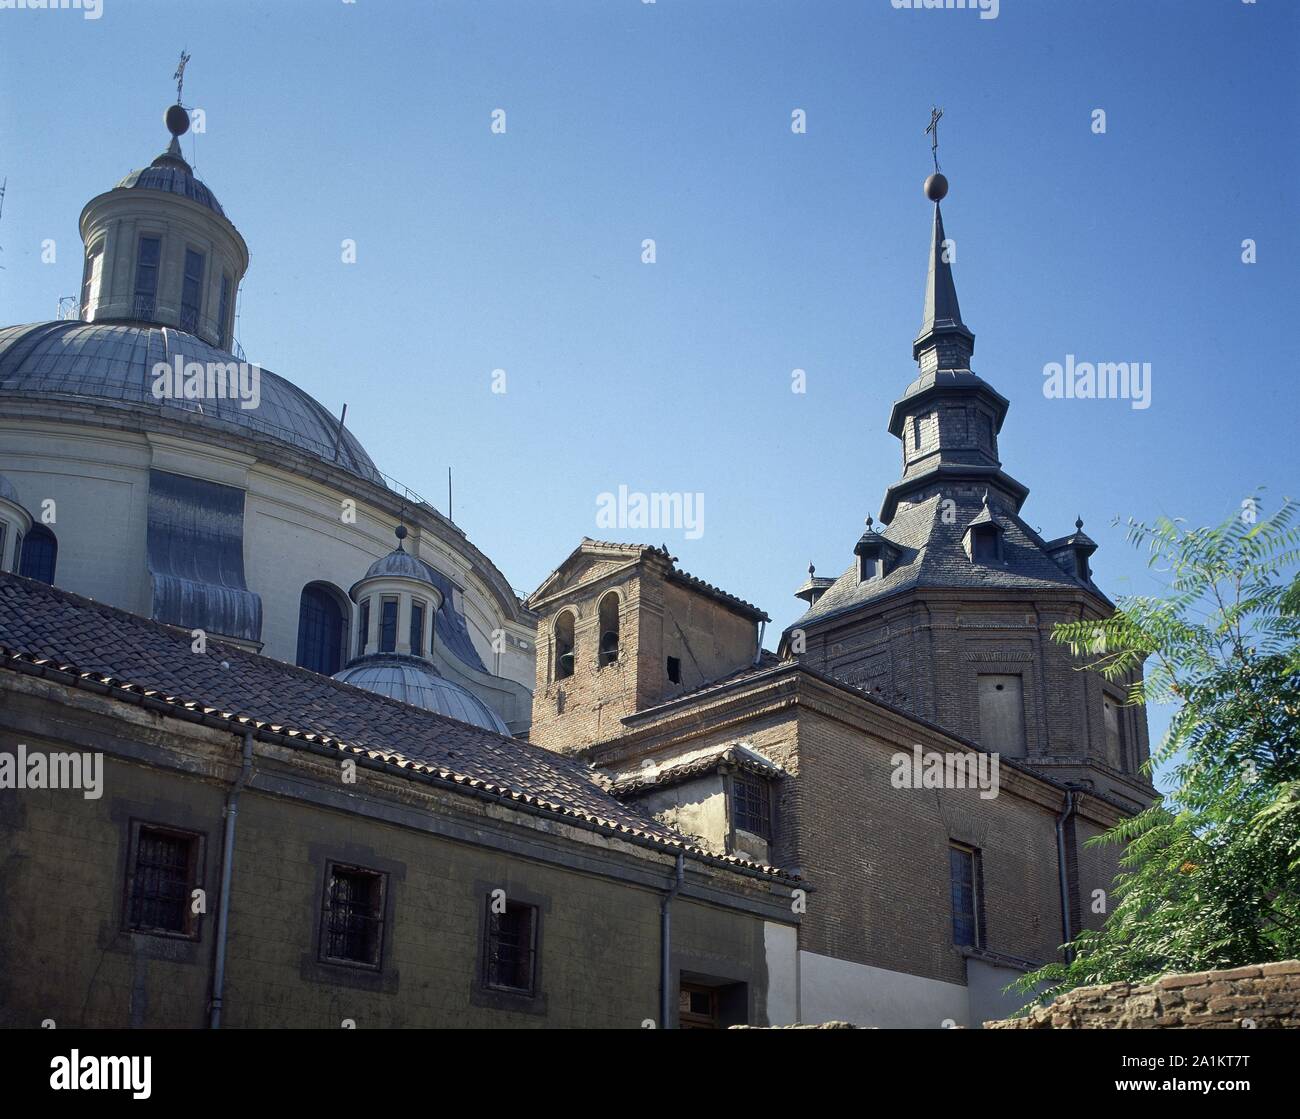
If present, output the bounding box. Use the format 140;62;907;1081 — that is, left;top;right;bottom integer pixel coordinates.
554;610;575;680
296;583;347;675
19;525;57;585
598;592;620;666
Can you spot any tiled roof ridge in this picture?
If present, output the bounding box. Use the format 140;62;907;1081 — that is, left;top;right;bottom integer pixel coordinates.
0;574;795;882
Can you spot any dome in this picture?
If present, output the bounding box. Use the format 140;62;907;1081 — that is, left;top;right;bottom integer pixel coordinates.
0;320;383;485
114;145;227;218
333;656;510;734
360;547;437;584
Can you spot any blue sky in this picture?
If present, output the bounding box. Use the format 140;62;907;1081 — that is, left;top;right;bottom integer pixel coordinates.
2;0;1297;788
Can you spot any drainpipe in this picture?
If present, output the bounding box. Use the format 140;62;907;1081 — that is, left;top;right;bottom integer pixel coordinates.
660;854;685;1028
753;620;767;666
210;730;254;1029
1055;788;1077;965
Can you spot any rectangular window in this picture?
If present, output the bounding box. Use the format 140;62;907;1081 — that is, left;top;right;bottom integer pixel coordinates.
126;823;202;937
81;245;104;318
379;598;398;653
357;599;370;657
320;863;386;968
666;656;682;684
410;600;425;657
949;842;981;948
1103;695;1125;769
977;674;1026;757
218;273;233;345
483;899;538;994
181;249;205;332
133;236;161;317
732;772;771;839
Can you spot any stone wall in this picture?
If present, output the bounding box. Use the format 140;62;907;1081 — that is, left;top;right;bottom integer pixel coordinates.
987;961;1300;1028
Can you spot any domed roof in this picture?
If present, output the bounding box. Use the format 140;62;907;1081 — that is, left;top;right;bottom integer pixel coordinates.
333;655;510;734
114;142;226;218
360;546;437;584
0;320;383;485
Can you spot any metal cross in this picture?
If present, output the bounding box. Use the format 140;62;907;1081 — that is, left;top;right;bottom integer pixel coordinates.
925;106;943;171
173;49;191;104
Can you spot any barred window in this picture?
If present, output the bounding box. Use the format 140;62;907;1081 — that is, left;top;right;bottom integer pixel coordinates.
321;864;386;968
949;842;982;948
126;824;201;937
483;899;538;995
732;772;771;839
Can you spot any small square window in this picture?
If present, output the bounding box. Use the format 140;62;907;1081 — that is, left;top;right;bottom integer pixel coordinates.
125;823;202;938
483;899;538;995
320;863;387;969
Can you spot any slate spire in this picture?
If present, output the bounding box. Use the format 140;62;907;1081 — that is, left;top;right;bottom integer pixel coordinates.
913;174;975;369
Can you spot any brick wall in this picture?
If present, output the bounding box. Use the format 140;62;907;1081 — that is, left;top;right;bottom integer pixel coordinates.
987;962;1300;1028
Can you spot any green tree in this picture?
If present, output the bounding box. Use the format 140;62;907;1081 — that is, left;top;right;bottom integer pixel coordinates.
1015;498;1300;1007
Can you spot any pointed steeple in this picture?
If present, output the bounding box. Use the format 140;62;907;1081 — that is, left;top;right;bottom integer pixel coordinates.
913;175;974;369
880;163;1027;522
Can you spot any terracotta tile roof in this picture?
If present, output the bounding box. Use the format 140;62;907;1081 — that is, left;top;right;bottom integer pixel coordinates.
0;572;793;881
610;743;785;796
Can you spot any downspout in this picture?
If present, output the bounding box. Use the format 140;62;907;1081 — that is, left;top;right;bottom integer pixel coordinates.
1054;788;1077;964
210;729;254;1029
660;854;685;1028
753;620;767;666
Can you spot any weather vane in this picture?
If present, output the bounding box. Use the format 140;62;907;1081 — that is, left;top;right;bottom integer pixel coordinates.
925;106;943;172
173;49;191;105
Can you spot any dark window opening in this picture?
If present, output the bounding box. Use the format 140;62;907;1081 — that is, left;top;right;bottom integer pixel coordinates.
379;598;398;653
679;984;720;1029
320;864;386;968
181;249;205;333
410;600;425;657
598;592;620;666
296;583;346;675
357;599;370;657
554;610;575;680
972;528;999;563
949;842;982;948
126;825;201;937
667;656;682;684
732;771;772;840
483;899;538;995
19;524;57;585
133;236;161;319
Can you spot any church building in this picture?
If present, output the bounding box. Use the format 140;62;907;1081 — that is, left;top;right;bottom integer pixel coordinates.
525;169;1154;1026
0;92;1154;1029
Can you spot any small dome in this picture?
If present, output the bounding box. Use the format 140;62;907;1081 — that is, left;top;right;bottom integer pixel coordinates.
115;144;226;218
333;655;510;734
361;547;435;584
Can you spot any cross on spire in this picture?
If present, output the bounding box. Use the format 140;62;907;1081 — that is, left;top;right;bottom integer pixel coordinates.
925;106;943;171
173;49;191;104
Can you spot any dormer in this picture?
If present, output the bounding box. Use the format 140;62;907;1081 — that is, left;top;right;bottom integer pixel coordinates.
854;517;899;581
962;495;1005;564
1045;518;1098;583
